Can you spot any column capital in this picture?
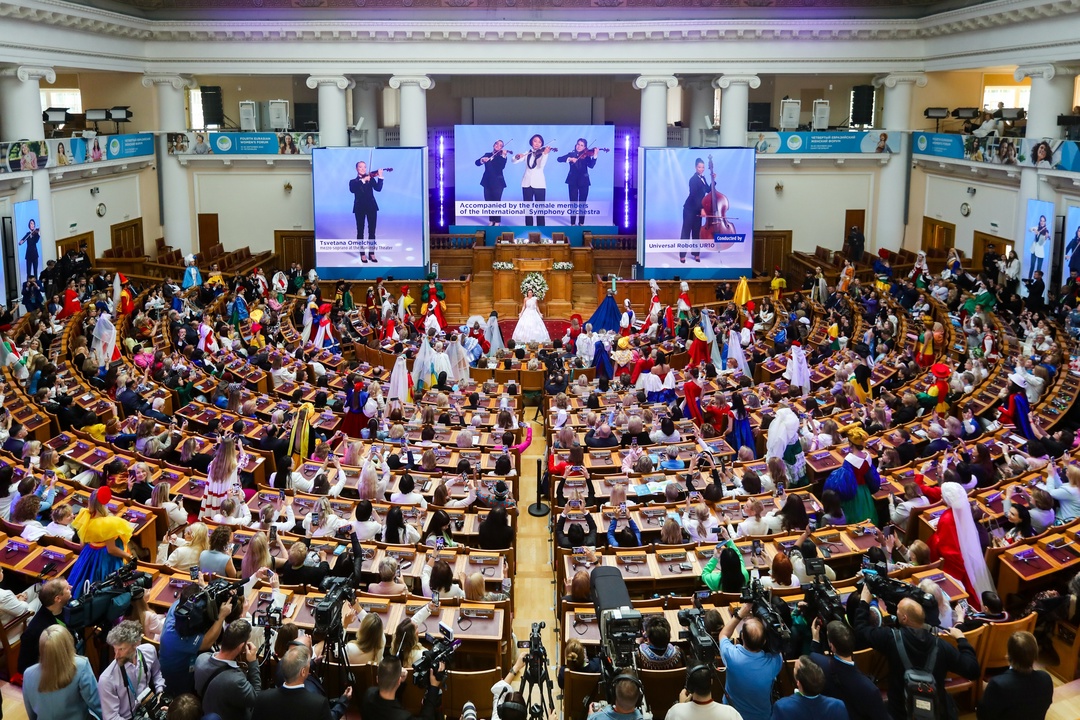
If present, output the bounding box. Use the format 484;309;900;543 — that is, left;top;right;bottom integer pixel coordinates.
351;77;384;92
681;76;714;92
872;72;927;89
713;74;760;90
141;73;195;91
1013;64;1079;82
306;75;354;91
633;75;678;91
389;75;434;91
0;65;56;84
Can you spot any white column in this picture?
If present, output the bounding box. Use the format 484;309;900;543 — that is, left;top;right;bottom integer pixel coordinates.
634;75;677;147
351;77;381;146
686;77;716;147
715;74;760;148
1015;64;1077;140
143;73;195;255
306;75;353;148
0;65;58;277
389;75;434;148
872;72;927;251
591;97;605;125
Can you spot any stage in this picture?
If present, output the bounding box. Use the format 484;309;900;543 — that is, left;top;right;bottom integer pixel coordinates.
496;317;572;343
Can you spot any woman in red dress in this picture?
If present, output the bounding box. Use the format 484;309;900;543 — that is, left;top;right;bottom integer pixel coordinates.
687;326;709;368
927;481;995;609
423;282;447;330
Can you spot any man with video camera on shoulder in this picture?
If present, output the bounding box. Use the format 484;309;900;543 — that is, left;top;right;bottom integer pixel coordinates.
852;575;979;720
718;600;782;720
362;654;445;720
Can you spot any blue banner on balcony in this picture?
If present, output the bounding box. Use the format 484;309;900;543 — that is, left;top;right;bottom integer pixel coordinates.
104;133;155;160
747;131;891;155
167;131;320;156
912;132;966;160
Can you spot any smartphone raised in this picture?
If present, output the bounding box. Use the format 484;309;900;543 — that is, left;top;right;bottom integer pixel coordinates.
189;565;200;581
269;525;278;543
751;539;763;556
432;591;440;607
435;536;445;549
278;489;285;502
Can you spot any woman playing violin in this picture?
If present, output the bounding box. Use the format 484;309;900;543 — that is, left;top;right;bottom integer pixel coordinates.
512;134;553;227
558;138;600;227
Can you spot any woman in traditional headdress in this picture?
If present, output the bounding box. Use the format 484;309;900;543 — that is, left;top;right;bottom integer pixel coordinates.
677;282;692;323
619;299;635;338
687;325;710;367
312;303;339;352
485;311;506;357
588;289;622;334
930;482;996;608
783;341;810;397
183;255;202;289
834;428;880;524
766;407;807;488
68;487;135;598
342;374;368;438
997;372;1033;439
388;354;412;404
592;337;614;382
92;312;121;364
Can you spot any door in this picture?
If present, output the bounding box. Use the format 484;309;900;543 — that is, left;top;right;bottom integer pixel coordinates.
56;231;94;263
844;209;866;259
197;213;220;256
753;231;792;277
110;218;142;256
921;217;956;253
972;231;1012;274
274;230;315;272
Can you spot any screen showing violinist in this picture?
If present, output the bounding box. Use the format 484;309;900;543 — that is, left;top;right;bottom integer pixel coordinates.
311;147;427;280
453;124;616;228
639;147;755;279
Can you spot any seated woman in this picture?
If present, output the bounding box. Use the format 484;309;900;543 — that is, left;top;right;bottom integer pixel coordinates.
198;525;240;579
700;533;749;593
367;556;408;596
761;551;800;591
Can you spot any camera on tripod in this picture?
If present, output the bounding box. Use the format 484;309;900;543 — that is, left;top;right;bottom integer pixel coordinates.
800;557;846;626
174;578;243;637
739;578;791;654
314;577;351;636
66;560;153;633
413;622;460;688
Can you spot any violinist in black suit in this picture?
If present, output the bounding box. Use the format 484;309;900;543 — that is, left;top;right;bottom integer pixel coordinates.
349;160;383;264
679;158;708;263
557;138;598;226
476;140;508;226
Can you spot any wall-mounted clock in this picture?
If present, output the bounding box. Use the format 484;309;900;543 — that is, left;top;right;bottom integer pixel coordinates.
960;202;971;217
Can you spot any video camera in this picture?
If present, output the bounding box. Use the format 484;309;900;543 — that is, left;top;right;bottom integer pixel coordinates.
66;560;153;633
859;566;940;627
676;600;719;667
174;578;243;637
800;557;846;626
590;567;643;671
739;578;791;654
413;621;460;688
314;576;351;636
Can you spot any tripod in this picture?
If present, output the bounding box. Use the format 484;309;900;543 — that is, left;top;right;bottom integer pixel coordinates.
518;645;556;720
320;621;356;692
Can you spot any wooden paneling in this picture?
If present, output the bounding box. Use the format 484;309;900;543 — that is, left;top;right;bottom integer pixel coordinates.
753;230;792;276
972;231;1012;273
594;277;772;309
56;231;93;264
110;218;143;256
922;216;956;253
274;230;314;272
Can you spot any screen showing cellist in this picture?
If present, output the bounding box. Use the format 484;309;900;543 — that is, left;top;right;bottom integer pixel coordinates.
640;147;755;279
312;147;427;279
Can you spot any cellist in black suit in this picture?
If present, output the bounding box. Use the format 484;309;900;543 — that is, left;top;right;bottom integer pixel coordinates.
557;138;598;226
679;157;709;263
476;140;508;226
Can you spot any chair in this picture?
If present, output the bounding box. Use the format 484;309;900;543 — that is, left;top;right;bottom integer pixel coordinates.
941;624;987;710
562;670;602;720
0;611;32;680
639;668;687;720
1049;616;1080;682
978;613;1036;696
494;369;519;386
444;667;503;719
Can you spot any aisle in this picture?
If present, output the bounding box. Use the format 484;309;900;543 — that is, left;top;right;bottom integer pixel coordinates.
511;419;562;710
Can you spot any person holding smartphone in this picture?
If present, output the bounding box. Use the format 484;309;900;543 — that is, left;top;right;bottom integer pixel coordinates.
554;501;598;549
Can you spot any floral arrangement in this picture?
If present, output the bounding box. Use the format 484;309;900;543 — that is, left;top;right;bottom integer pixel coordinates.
521;272;548;300
553;261;574;271
492;262;514;271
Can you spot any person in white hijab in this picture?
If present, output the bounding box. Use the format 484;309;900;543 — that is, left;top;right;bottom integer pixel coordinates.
725;328;750;376
388;354;411;403
938;482;996;603
577;323;596;367
784;342;811;396
300;295;316;344
447;333;470;383
382;290;396;321
484;311;505;357
699;309;724;369
432;342;454;385
92;312;118;364
766;405;807;486
413;335;435;392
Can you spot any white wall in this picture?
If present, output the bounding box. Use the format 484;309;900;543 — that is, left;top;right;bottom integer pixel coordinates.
754;167;875;254
922;174;1017;257
52;174;142;249
193;169;313;254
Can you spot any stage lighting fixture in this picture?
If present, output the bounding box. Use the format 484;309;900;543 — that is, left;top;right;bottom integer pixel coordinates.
951;108;979;119
109;107;132;122
923;108;949;119
1001;108;1026;120
43;107;70;124
85;109;109;122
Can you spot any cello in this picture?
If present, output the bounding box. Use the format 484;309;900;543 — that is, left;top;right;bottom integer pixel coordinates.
699;155;738;250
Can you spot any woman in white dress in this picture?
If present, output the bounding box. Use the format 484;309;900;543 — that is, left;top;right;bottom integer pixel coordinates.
512;290;550;344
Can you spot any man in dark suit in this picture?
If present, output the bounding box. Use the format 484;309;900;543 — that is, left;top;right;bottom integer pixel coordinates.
476;140;508;226
362;655;443;720
679;158;709;263
558;139;598;226
349;160;384;264
2;422;26;457
254;644;350;720
770;655;849;720
18;579;71;673
977;630;1053;720
810;620;887;720
1026;270;1046;314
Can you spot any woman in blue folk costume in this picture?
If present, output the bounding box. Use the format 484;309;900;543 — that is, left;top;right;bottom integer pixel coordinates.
68;487;135;598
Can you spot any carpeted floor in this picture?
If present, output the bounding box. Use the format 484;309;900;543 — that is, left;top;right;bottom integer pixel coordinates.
497;318;572;343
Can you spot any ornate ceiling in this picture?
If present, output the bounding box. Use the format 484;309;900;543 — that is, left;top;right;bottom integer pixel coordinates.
53;0;999;20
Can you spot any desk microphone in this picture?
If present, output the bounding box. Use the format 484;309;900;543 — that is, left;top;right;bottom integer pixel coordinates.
37;562;57;580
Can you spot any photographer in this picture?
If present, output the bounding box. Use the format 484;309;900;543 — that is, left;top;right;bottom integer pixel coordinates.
98;620;167;720
362;654;443;720
159;585;234;696
718;602;782;720
490;655;528;720
193;619;261;720
852;581;978;720
279;541;331;587
254;644;350;720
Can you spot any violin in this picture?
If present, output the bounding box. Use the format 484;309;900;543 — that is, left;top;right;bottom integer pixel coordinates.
359;168;393;180
575;147;610;158
515;146;557;160
699;154;737;248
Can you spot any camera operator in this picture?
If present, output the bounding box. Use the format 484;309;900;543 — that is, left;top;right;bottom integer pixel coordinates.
362;654;444;720
160;585;235;696
18;578;71;673
253;644;350;720
99;620;167;720
665;664;741;720
808;619;886;720
852;581;979;720
586;669;643;720
718;602;782;720
193;619;261;720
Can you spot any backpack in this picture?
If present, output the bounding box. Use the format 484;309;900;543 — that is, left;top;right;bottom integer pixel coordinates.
891;628;940;720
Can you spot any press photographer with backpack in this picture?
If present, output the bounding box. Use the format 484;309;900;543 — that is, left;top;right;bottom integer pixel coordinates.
852;578;979;720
